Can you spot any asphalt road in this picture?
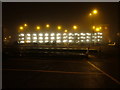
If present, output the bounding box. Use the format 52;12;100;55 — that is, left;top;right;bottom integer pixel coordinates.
2;46;120;88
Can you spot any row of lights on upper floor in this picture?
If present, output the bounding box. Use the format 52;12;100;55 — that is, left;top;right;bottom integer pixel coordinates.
19;23;107;33
19;24;78;32
89;9;98;16
92;25;108;32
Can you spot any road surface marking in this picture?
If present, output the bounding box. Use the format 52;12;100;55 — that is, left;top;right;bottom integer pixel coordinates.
3;68;102;75
87;61;120;85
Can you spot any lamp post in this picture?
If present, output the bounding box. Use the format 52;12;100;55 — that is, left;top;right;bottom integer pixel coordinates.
89;9;98;45
46;24;50;28
57;26;62;30
19;26;24;32
64;29;68;33
93;9;98;15
73;25;77;30
19;26;23;30
36;26;40;30
24;24;27;27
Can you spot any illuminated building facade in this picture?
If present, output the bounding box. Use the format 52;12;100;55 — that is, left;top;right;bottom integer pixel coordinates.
18;32;103;44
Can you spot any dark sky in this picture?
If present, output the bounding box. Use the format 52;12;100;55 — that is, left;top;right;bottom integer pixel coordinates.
2;2;119;41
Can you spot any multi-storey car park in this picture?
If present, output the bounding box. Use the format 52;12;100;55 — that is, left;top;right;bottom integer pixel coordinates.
18;32;103;44
17;24;107;45
16;23;111;49
3;24;110;57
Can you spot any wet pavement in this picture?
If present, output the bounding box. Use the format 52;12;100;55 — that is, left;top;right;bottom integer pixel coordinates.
2;46;120;88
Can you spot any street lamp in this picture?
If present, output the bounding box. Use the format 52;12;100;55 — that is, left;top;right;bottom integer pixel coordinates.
46;24;50;28
64;30;68;33
89;9;98;45
89;13;92;16
96;27;100;32
36;26;40;30
92;26;95;29
99;26;102;29
73;25;77;30
89;9;98;23
57;26;61;30
93;9;98;15
24;24;27;27
19;26;23;30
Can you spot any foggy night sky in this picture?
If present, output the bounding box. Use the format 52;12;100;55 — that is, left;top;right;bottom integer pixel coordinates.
2;2;119;41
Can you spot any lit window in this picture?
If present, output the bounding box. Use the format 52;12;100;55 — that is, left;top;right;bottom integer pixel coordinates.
86;36;91;38
56;40;61;43
20;38;24;40
33;41;37;43
33;33;37;36
97;39;100;41
51;37;55;39
81;40;84;42
57;33;61;36
75;33;78;35
51;33;55;36
39;41;43;43
69;37;73;39
63;33;67;35
20;41;24;43
39;37;43;39
27;37;31;39
45;37;49;39
86;33;91;35
80;33;85;36
81;36;85;39
26;41;31;43
63;36;67;39
39;33;43;36
63;40;67;42
45;33;49;36
33;37;37;39
50;41;53;43
27;34;31;36
94;36;97;39
98;36;102;38
94;33;97;35
56;37;61;39
98;32;103;35
86;39;90;42
45;40;49;43
69;40;73;42
69;33;72;36
20;33;24;36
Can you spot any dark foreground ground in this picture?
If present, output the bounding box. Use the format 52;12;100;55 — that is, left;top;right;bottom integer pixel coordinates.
2;46;120;88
